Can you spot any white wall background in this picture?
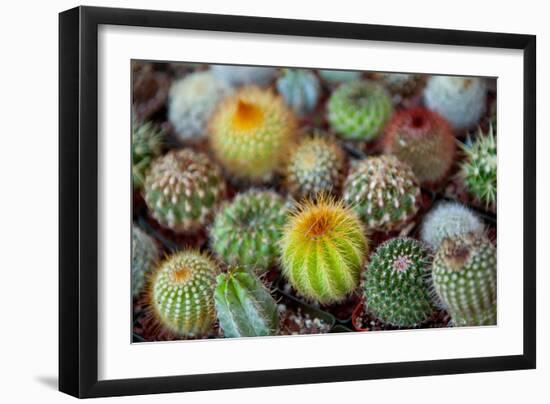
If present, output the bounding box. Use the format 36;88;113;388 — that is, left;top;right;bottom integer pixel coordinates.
0;0;545;402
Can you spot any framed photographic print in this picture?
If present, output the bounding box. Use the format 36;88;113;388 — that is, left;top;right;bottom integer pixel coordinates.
59;6;536;398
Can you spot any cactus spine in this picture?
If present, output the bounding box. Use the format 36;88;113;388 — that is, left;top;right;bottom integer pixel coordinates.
132;121;164;189
432;233;497;326
132;225;159;298
280;195;368;304
215;267;279;337
363;238;434;327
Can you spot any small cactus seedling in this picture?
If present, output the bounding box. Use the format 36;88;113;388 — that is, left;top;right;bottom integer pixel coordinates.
363;237;434;327
149;250;220;337
280;195;368;304
276;68;320;116
208;86;297;181
210;65;277;87
215;267;279;337
210;190;288;271
343;155;421;232
284;135;346;199
318;69;362;85
382;107;456;184
327;80;393;141
168;71;231;141
132;225;159;298
432;233;497;326
459;125;497;210
132;121;164;189
423;76;487;131
143;149;226;233
420;201;484;250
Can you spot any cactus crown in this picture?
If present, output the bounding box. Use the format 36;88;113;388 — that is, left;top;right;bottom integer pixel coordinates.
132;121;164;189
280;194;368;304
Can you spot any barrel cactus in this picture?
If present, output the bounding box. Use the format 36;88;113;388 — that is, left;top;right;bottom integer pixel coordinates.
327;80;393;141
211;65;277;87
280;195;368;304
382;107;456;184
276;68;320;116
284;135;346;199
149;250;219;337
215;267;279;337
424;76;487;131
132;121;164;189
363;237;434;327
143;149;226;233
132;225;159;298
459;125;497;210
432;233;497;326
343;155;421;232
420;201;484;250
208;86;297;181
168;71;231;141
319;69;362;85
210;190;288;271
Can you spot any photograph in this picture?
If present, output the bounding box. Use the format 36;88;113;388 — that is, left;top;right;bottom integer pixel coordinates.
131;61;497;342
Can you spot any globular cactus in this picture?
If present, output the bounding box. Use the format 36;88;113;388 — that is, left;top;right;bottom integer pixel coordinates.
208;86;297;181
432;233;497;326
168;71;231;141
149;250;219;337
280;195;368;304
327;80;393;141
318;69;362;85
132;225;159;298
363;238;434;327
424;76;487;131
210;190;288;271
370;72;425;100
284;135;346;199
215;267;279;337
343;155;421;232
276;68;320;116
211;65;278;87
143;149;226;233
132;121;164;189
420;201;484;250
459;125;497;210
382;107;456;184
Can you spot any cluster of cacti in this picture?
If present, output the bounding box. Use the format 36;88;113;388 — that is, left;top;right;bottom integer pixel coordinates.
382;107;456;184
284;135;346;199
276;68;321;116
208;86;297;181
143;149;226;233
343;155;421;232
148;250;220;337
459;125;497;209
420;201;484;250
168;71;231;141
327;80;393;141
132;225;159;298
132;120;164;189
209;190;288;271
424;76;487;131
215;267;279;337
363;238;434;327
432;233;497;326
318;69;362;84
280;195;368;304
211;65;278;87
370;72;425;99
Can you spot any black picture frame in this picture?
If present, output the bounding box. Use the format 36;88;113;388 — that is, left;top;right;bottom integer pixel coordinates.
59;5;536;398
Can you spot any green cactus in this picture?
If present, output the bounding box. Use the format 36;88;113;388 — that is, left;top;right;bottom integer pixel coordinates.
143;149;226;233
280;195;368;304
131;224;159;298
132;121;164;189
318;69;362;85
149;250;219;337
459;125;497;210
210;190;288;271
363;238;434;327
432;233;497;326
343;155;421;232
327;80;393;141
215;267;279;337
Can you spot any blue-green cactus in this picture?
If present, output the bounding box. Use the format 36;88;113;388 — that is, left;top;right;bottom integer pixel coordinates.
276;69;320;116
